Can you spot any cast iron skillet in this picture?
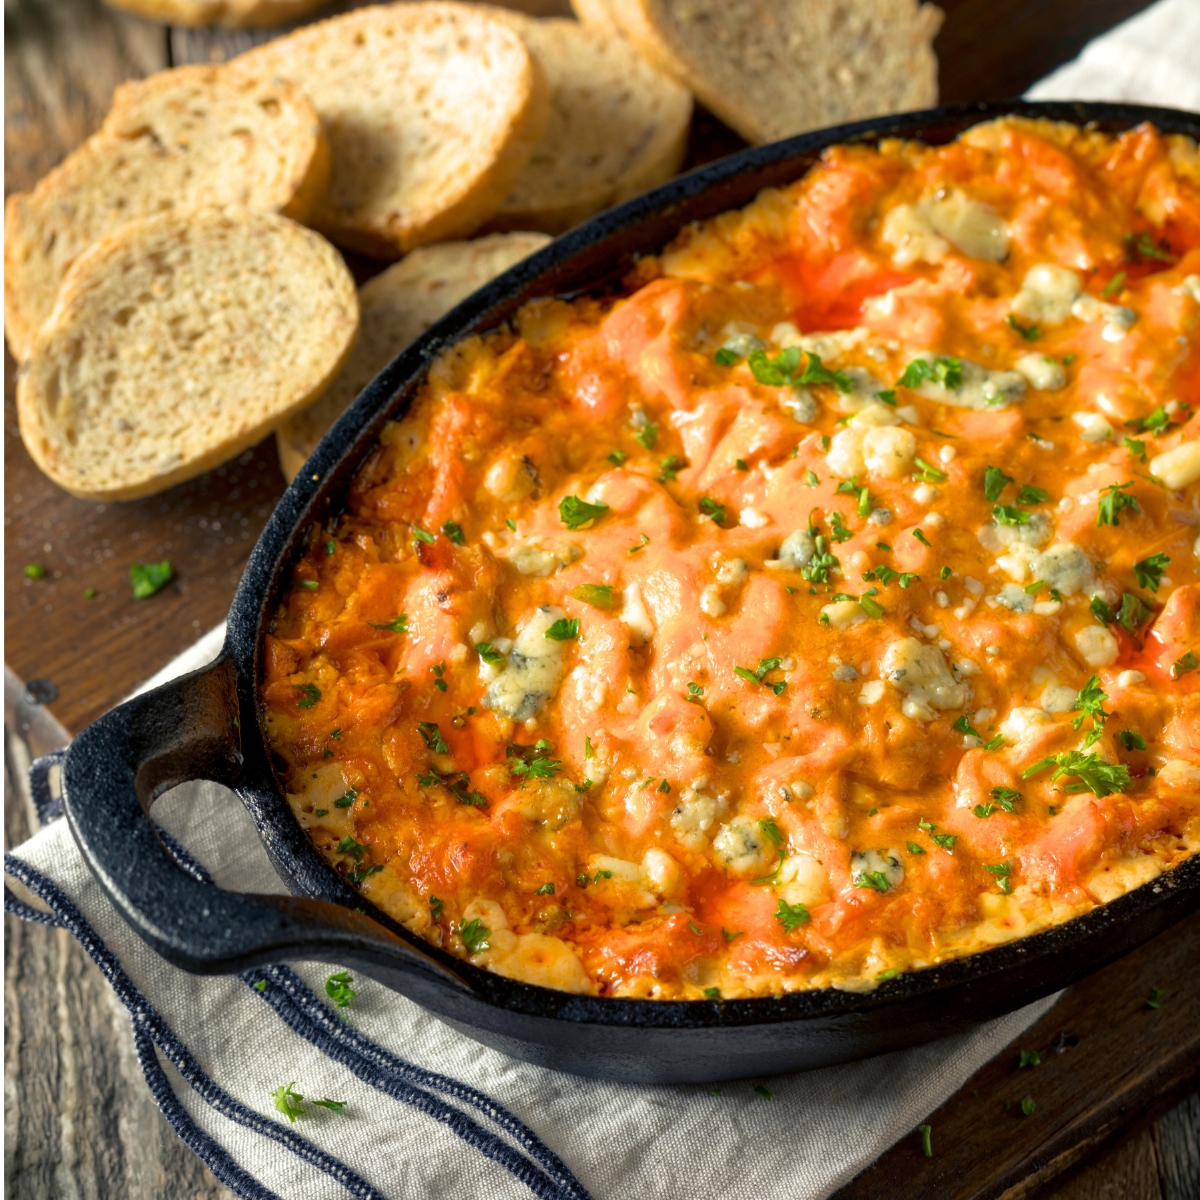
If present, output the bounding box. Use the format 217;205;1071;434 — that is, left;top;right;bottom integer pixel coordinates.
58;100;1200;1084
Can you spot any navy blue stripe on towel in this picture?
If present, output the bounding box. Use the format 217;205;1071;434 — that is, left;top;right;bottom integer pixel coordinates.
245;965;592;1200
4;853;387;1200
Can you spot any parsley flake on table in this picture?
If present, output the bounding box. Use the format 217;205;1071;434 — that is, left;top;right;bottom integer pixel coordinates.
1022;751;1131;796
918;1125;933;1157
1020;1095;1037;1117
313;1099;347;1113
1146;987;1167;1009
23;563;46;579
325;970;356;1008
130;560;173;599
1017;1049;1042;1069
559;495;609;530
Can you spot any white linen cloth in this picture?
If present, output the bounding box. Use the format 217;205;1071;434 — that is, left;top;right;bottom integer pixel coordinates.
7;6;1198;1194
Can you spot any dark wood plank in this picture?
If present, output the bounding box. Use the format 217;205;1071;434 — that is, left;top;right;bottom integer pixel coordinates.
1154;1092;1200;1200
834;910;1200;1200
934;0;1157;104
1042;1127;1162;1200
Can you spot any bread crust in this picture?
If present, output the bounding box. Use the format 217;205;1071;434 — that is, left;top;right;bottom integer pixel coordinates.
234;3;551;258
98;0;332;28
17;207;359;501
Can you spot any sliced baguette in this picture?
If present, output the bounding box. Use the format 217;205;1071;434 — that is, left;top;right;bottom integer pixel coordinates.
590;0;943;147
100;0;330;28
234;3;550;258
17;208;359;501
277;231;550;481
474;11;691;233
4;65;329;362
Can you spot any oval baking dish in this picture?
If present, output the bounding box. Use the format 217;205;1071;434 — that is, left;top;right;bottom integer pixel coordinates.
58;99;1200;1084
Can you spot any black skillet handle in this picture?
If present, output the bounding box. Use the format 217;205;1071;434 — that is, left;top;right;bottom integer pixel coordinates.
59;654;473;994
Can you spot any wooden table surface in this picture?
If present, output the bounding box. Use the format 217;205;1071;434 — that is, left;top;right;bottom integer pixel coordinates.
4;1;1197;1197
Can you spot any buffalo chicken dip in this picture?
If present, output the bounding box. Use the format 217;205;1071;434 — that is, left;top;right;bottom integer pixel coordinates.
262;118;1200;1000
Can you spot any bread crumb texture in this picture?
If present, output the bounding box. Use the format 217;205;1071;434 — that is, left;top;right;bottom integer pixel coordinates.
3;64;328;362
17;207;359;501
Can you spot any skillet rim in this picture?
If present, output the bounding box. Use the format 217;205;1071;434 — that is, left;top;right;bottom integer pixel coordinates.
227;98;1200;1028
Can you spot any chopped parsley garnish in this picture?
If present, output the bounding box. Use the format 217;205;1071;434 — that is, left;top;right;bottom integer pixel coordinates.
559;495;609;530
571;583;614;610
1125;231;1174;263
1102;271;1126;299
722;928;743;944
992;504;1030;526
418;721;450;754
804;469;820;487
1125;406;1173;435
536;882;555;895
314;809;329;817
1096;481;1140;527
749;346;854;392
1020;1095;1037;1116
714;347;740;366
23;564;46;579
855;871;891;893
336;836;367;861
704;987;722;999
952;714;983;739
1118;730;1147;751
836;477;872;517
1172;650;1198;679
253;978;268;991
801;534;839;584
906;841;926;855
734;657;786;696
1022;751;1131;796
876;968;900;982
1006;314;1041;341
686;682;705;701
326;539;338;554
506;739;562;779
628;533;650;554
1124;436;1148;461
607;449;628;466
370;613;409;633
476;642;504;665
868;564;899;586
912;528;932;547
658;779;671;794
984;466;1014;502
688;921;702;936
633;422;658;450
990;786;1021;810
930;832;957;853
1016;484;1049;505
753;1085;772;1100
295;683;321;709
897;356;963;390
913;456;947;483
1090;593;1150;634
1071;675;1110;748
459;918;491;955
986;861;1013;894
272;1083;305;1123
411;524;436;545
827;511;854;543
325;970;355;1007
1017;1049;1042;1069
313;1099;347;1113
544;618;580;641
429;895;444;920
130;560;173;599
877;389;897;406
774;898;810;932
1146;987;1167;1009
750;818;788;885
918;1125;933;1157
333;789;357;809
441;521;465;545
431;661;448;692
860;595;885;619
299;580;320;591
940;565;952;580
1133;552;1170;592
657;454;687;482
699;496;727;525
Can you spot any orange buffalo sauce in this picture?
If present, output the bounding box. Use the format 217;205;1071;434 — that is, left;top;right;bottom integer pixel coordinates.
262;119;1200;1000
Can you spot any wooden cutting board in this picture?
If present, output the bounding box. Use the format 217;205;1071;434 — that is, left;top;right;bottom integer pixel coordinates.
5;2;1196;1198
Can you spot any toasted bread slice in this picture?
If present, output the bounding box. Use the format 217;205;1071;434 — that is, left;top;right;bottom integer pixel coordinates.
277;231;550;480
234;3;550;259
567;0;620;34
4;65;328;362
17;208;359;501
475;11;691;233
100;0;329;28
594;0;943;146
